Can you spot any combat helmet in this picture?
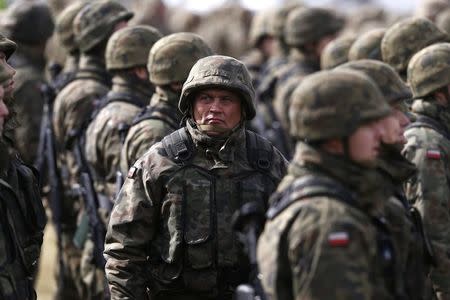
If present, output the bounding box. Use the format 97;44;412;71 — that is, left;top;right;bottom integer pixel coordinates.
416;0;450;21
73;0;134;53
0;0;54;45
0;34;16;60
320;35;356;70
336;59;412;104
290;70;390;141
179;55;256;120
148;32;213;86
348;28;385;61
381;17;449;75
408;42;450;99
55;1;87;53
106;25;162;71
284;7;345;48
436;8;450;35
248;10;275;48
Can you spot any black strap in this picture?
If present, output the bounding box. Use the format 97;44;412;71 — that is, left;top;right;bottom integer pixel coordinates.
245;130;273;171
161;128;194;163
406;115;450;140
105;91;147;108
132;105;179;130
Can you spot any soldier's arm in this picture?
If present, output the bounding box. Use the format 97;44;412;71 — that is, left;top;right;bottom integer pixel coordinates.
403;144;450;297
104;159;159;299
287;208;377;300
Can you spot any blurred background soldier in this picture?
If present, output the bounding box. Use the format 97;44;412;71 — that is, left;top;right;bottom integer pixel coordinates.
120;32;212;174
415;0;450;21
348;28;386;61
436;8;450;35
0;0;54;165
105;55;287;299
51;1;133;299
257;70;396;299
404;42;450;300
320;34;357;69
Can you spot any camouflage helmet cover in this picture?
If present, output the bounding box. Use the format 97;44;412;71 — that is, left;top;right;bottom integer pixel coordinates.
320;35;356;70
0;33;17;60
381;17;449;74
55;1;87;52
290;69;391;141
179;55;256;120
248;10;275;47
271;3;302;39
148;32;213;86
348;28;385;61
106;25;162;71
73;0;134;53
0;0;54;45
436;8;450;35
416;0;450;21
337;59;412;104
408;42;450;99
284;7;345;47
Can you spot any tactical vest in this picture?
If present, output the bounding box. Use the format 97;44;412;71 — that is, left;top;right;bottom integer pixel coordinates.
267;175;400;299
147;128;278;298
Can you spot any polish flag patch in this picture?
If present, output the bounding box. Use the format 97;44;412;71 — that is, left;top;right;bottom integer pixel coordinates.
328;232;350;247
127;166;137;179
426;149;441;160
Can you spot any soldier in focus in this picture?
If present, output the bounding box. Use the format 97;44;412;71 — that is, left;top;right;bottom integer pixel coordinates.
51;1;133;299
403;42;450;300
120;32;212;174
105;55;288;299
257;69;397;300
0;0;54;165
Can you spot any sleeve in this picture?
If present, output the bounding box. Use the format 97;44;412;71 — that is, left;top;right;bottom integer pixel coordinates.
403;144;450;297
287;209;377;300
104;161;159;299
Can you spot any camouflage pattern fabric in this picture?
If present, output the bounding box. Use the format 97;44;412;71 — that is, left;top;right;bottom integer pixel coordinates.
120;87;181;174
348;28;386;61
320;35;356;70
105;121;287;299
257;142;397;300
403;99;450;300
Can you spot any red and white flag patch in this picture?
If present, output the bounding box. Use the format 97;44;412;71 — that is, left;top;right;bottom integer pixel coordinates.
127;166;137;179
426;149;441;160
328;232;350;247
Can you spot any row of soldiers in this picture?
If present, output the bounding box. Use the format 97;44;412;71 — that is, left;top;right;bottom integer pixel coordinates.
2;0;450;299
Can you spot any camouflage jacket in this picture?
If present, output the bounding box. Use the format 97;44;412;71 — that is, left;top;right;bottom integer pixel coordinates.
257;142;398;300
119;87;181;175
105;121;288;299
85;75;153;201
8;47;48;165
52;54;111;229
403;99;450;298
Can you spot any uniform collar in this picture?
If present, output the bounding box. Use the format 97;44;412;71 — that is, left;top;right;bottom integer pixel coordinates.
412;98;450;134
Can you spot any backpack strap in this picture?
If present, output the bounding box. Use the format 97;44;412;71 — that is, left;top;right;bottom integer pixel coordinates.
132;105;179;130
406;115;450;140
161;128;194;164
245;130;274;172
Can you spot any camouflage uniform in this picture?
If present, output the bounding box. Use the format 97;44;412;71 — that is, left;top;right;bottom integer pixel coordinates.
105;55;288;299
403;43;450;300
85;25;161;202
257;70;397;300
51;2;133;299
381;17;449;79
120;32;213;174
0;1;54;165
348;28;386;61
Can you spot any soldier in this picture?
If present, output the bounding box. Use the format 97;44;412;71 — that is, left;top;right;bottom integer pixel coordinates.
120;32;212;174
257;70;397;300
85;25;161;203
381;17;449;79
271;7;344;143
51;1;133;299
416;0;450;22
105;55;288;299
320;34;356;70
348;28;386;61
403;42;450;300
0;35;46;300
0;0;54;165
336;59;432;299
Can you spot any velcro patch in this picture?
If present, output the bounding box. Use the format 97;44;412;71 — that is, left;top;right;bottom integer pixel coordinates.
127;167;137;179
328;232;349;247
426;149;441;160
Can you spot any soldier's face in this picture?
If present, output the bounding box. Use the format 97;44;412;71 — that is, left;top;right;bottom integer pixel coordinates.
0;52;15;97
0;85;9;136
348;119;385;164
193;88;242;135
381;104;410;145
